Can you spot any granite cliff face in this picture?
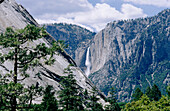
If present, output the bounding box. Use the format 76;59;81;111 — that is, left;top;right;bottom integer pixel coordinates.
45;23;96;59
0;0;106;104
74;9;170;101
45;23;96;72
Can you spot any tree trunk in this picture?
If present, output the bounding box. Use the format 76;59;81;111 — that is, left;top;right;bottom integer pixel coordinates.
12;48;18;111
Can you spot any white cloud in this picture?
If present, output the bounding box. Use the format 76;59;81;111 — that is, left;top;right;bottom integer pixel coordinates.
48;3;147;32
35;3;122;31
74;3;123;23
124;0;170;7
16;0;147;32
121;4;147;19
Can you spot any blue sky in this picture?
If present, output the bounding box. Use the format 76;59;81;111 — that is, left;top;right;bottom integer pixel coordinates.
16;0;170;32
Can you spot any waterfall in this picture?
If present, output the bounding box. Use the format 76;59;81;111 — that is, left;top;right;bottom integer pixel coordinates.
85;47;91;77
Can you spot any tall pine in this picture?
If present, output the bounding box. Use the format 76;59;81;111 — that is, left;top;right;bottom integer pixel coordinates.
151;84;161;101
58;66;84;111
132;88;143;101
34;85;58;111
105;87;120;111
167;84;170;97
145;84;161;101
0;25;61;111
86;87;104;111
145;86;152;100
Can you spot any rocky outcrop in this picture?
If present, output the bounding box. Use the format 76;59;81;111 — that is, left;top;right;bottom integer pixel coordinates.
45;23;96;72
74;9;170;101
0;0;106;104
45;23;96;59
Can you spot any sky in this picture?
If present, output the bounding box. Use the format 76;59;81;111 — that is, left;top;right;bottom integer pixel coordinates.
16;0;170;32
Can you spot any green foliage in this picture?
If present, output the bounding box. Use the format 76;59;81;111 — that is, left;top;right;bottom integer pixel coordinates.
0;24;62;73
151;84;162;101
145;84;161;101
86;87;104;111
145;86;152;99
123;94;170;111
58;66;84;111
105;87;120;111
0;25;61;111
132;88;143;101
124;85;170;111
33;85;58;111
124;94;151;111
118;102;126;109
0;75;43;111
166;84;170;97
156;95;170;110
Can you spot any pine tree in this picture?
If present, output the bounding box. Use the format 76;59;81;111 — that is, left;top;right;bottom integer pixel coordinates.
35;85;58;111
151;84;161;101
145;86;152;100
145;84;161;101
86;87;104;111
58;66;84;111
167;84;170;97
124;94;151;111
124;95;170;111
0;25;61;111
132;88;143;101
124;86;170;111
105;87;120;111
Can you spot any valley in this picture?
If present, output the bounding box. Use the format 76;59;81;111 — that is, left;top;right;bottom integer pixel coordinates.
45;9;170;102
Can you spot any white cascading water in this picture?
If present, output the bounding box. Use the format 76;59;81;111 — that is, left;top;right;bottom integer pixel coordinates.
85;47;91;77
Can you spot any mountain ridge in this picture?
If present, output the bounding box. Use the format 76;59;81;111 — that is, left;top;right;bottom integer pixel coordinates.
45;23;96;60
87;9;170;101
49;9;169;102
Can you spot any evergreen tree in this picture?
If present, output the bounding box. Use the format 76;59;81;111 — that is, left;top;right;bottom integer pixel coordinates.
145;86;152;100
151;84;161;101
123;95;170;111
145;84;161;101
132;88;143;101
58;66;84;111
84;89;88;99
34;85;58;111
156;95;170;110
124;94;151;111
0;25;61;111
105;87;120;111
166;84;170;97
86;87;104;111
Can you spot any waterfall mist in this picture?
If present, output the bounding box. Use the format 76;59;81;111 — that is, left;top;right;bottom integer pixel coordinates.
85;47;91;77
